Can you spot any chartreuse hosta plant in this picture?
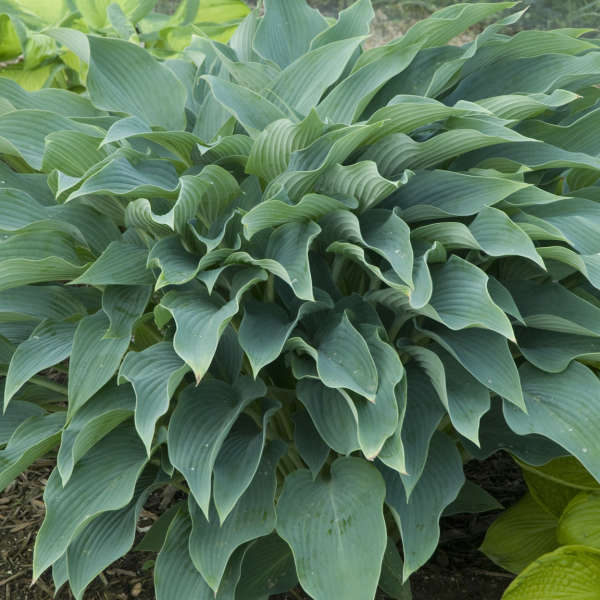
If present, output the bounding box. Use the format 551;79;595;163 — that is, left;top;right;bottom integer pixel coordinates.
4;0;600;598
0;0;249;91
481;456;600;599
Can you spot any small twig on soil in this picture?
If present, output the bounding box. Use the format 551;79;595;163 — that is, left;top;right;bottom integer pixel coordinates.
471;568;515;580
0;570;27;586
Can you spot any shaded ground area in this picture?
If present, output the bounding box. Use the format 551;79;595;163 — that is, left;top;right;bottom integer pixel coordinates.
1;453;522;600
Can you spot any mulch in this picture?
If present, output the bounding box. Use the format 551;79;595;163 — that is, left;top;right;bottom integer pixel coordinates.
0;452;522;600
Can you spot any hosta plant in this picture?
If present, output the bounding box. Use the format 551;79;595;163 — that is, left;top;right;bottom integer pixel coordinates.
0;0;249;90
3;0;600;598
482;456;600;599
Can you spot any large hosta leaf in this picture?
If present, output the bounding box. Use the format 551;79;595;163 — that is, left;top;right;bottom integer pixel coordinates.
505;362;600;483
67;312;130;418
212;401;280;521
87;36;187;130
4;320;76;408
0;412;65;491
155;510;245;600
57;384;135;485
503;546;600;600
382;433;464;580
161;268;266;381
557;492;600;550
189;441;284;592
168;377;266;518
66;467;158;600
481;493;558;574
276;457;387;600
33;425;148;579
119;342;189;454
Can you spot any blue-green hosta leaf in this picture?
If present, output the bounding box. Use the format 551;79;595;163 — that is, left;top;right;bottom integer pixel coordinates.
242;193;356;239
316;161;411;213
52;554;68;596
189;441;285;592
462;401;566;466
268;122;383;202
469;206;544;267
460;28;598;82
481;493;558;574
508;281;600;337
71;241;154;286
154;510;246;600
162;268;266;382
33;424;148;579
456;140;600;174
265;37;365;117
379;538;412;600
253;0;327;69
380;364;444;493
447;51;600;103
476;89;579;120
245;112;325;182
354;326;403;459
423;324;524;410
119;342;189;454
203;75;288;137
0;285;94;324
425;256;514;340
316;40;422;125
517;328;600;373
382;432;465;580
311;0;373;48
297;379;359;456
235;533;298;600
444;480;502;516
276;457;387;600
505;362;600;484
0;412;65;491
168;377;266;518
4;320;75;409
0;79;100;117
366;92;475;134
323;209;413;288
502;546;600;600
557;492;600;549
42;130;107;177
389;170;528;223
292;410;329;479
67;156;180;201
67;311;131;419
360;125;528;179
399;1;515;49
316;311;378;401
536;246;600;291
213;401;280;522
404;344;490;446
87;35;186;130
101;285;151;339
228;221;320;302
0;109;98;170
0;229;89;291
519;198;600;255
0;400;45;445
66;467;158;600
518;107;600;156
158;166;240;235
57;384;135;485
